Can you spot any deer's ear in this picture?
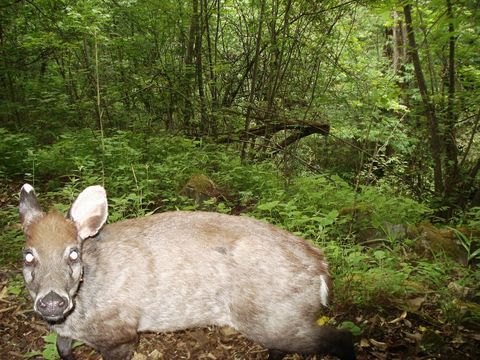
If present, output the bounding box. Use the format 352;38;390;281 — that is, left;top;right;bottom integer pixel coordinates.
19;184;44;232
68;186;108;240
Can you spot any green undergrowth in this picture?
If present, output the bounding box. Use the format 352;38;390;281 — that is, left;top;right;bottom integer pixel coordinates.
1;128;479;331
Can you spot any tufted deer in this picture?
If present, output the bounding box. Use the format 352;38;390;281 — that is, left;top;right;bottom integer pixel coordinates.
19;184;355;360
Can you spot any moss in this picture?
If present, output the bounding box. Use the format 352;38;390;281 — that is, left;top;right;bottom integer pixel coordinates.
413;223;467;265
181;174;222;205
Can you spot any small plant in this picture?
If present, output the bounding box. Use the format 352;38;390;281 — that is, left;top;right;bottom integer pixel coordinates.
317;316;362;336
447;227;480;265
0;207;24;266
24;332;82;360
7;275;25;296
24;332;60;360
339;321;362;336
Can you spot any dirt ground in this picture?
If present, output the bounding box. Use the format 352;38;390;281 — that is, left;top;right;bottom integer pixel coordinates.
1;266;479;360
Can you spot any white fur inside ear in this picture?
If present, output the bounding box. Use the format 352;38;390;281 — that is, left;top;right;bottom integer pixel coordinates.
70;186;108;240
70;186;106;220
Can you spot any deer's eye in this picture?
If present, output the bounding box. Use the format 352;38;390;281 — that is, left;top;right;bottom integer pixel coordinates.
24;252;35;264
69;249;79;262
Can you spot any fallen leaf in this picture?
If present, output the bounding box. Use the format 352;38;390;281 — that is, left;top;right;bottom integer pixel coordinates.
132;353;147;360
0;286;7;300
448;282;473;298
405;297;426;311
148;349;162;359
471;333;480;341
405;331;422;342
389;310;407;324
369;338;388;350
360;338;370;347
219;326;237;337
451;334;466;345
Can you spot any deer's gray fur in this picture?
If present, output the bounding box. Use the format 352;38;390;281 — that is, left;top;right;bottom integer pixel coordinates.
19;184;355;360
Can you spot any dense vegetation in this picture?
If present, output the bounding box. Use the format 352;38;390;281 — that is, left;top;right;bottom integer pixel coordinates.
1;0;479;358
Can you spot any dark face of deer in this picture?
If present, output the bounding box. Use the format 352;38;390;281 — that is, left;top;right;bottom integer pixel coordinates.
19;184;107;322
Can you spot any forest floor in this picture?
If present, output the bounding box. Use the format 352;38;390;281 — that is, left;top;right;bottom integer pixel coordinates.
1;265;479;360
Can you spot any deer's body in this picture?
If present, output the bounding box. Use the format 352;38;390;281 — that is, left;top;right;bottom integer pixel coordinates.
19;185;355;360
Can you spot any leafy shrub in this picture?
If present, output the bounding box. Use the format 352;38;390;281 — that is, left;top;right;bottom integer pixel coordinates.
0;128;35;178
251;174;431;243
0;208;24;266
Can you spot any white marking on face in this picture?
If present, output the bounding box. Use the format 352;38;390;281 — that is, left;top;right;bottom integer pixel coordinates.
320;275;329;307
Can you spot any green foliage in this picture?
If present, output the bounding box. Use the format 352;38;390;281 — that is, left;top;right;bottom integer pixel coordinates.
0;205;24;266
0;129;35;179
328;244;414;306
24;332;60;360
24;332;82;360
1;0;478;213
339;321;362;337
7;274;24;296
252;175;431;242
447;227;480;265
460;207;480;231
0;129;285;224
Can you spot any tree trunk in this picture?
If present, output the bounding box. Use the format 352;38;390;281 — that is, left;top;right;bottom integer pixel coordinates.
240;0;266;162
195;0;210;135
82;37;102;130
204;0;216;106
266;0;292;117
391;11;407;73
403;4;444;195
443;0;459;206
183;0;197;133
213;0;221;106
